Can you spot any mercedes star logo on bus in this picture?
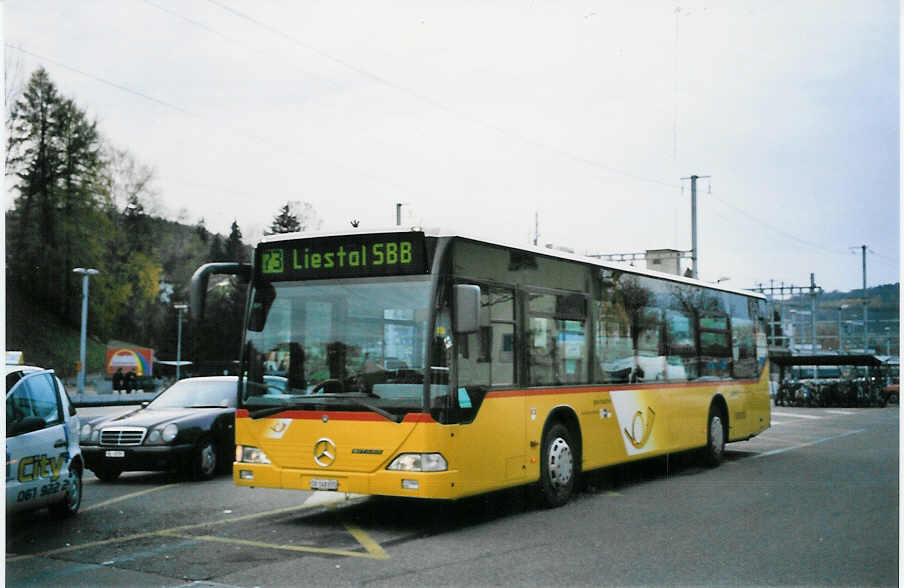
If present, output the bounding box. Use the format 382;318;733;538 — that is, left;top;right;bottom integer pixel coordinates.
313;438;337;467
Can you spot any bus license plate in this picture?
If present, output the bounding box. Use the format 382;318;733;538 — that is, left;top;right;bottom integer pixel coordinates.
105;450;125;458
310;478;338;491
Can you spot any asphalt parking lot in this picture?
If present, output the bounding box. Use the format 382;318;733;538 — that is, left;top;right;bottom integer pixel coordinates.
6;404;899;587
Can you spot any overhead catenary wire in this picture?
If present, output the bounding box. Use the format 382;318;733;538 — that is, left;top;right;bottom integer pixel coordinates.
9;4;897;286
3;43;425;205
5;43;197;118
12;1;686;221
202;0;681;191
706;188;852;256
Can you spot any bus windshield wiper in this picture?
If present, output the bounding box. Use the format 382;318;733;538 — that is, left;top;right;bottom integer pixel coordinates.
248;399;319;419
247;394;403;423
343;396;402;423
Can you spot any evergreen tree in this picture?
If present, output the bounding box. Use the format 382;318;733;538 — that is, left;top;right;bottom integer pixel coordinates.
55;97;106;323
123;193;152;253
195;217;209;243
265;201;321;235
6;68;107;323
6;68;62;301
224;220;246;262
194;221;248;371
207;234;226;262
5;67;227;372
267;203;301;234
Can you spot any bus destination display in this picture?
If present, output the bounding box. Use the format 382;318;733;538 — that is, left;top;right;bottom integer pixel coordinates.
256;232;428;281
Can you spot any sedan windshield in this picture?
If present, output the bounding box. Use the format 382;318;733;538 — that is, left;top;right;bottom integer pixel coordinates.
242;277;446;417
149;380;237;409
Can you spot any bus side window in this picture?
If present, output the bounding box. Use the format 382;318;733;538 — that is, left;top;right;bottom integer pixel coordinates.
528;292;587;386
699;314;731;378
593;299;634;384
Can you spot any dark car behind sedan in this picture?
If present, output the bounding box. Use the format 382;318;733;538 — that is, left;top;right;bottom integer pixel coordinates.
79;376;237;481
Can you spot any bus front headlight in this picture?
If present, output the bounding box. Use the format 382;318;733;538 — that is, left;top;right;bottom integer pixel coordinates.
387;453;447;472
237;445;271;464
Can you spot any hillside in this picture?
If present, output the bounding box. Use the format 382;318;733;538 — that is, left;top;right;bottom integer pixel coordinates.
8;254;897;378
6;290;107;377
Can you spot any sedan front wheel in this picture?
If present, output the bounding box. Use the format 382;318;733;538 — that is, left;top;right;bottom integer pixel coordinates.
192;438;219;481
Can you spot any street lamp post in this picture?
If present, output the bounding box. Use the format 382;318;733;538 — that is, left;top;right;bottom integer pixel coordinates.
174;304;188;380
72;268;100;395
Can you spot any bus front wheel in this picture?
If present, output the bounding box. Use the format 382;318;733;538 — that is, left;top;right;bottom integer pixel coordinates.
537;422;576;508
702;404;726;467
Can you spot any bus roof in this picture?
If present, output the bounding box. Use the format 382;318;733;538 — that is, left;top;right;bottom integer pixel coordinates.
257;226;767;301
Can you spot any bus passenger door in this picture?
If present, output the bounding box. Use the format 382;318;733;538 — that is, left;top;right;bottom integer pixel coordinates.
451;391;525;494
452;286;525;493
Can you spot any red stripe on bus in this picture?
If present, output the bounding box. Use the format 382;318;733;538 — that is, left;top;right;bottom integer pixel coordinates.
234;408;435;423
486;378;760;399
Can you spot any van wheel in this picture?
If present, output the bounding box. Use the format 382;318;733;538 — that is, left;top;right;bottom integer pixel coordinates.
49;463;82;518
537;423;576;508
702;404;726;467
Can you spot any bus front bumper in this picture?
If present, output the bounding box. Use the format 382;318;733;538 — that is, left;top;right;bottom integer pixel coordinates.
233;463;461;499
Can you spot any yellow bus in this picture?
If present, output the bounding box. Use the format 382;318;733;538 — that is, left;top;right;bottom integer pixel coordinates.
191;228;770;507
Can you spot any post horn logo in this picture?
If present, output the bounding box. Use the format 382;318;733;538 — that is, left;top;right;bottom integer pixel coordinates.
313;437;337;467
624;407;656;449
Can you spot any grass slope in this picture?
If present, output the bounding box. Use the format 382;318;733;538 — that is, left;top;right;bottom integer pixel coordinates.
6;293;106;377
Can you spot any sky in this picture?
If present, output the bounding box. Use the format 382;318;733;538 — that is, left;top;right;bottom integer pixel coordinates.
2;0;900;294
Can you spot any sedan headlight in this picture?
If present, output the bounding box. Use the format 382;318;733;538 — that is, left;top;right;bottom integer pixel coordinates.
386;453;447;472
145;423;180;444
161;423;179;443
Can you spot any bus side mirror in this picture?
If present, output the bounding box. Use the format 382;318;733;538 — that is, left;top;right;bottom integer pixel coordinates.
454;284;481;334
190;262;252;321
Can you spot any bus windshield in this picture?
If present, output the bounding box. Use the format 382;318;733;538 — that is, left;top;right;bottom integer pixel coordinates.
241;276;440;419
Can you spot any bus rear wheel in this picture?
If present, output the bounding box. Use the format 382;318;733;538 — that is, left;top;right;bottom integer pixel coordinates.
537;423;576;508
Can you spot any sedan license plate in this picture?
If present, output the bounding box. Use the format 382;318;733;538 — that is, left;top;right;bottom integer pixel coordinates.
105;450;125;458
310;478;338;491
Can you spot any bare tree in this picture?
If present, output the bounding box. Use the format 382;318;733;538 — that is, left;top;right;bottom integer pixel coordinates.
103;145;161;215
4;49;25;117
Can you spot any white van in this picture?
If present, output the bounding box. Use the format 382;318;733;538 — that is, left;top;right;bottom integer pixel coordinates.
6;365;83;517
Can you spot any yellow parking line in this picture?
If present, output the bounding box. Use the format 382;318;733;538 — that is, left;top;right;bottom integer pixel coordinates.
6;502;318;563
160;530;386;560
6;497;389;563
6;531;162;563
82;484;178;512
344;523;390;559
